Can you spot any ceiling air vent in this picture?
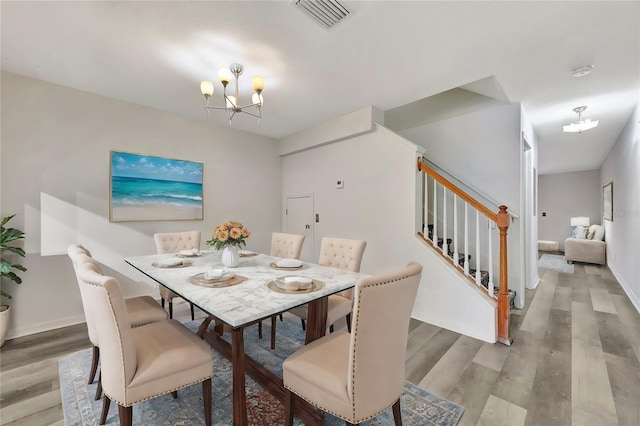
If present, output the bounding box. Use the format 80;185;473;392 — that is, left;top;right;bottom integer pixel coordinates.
291;0;351;29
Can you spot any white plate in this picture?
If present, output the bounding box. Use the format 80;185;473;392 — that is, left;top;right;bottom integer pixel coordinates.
275;259;303;268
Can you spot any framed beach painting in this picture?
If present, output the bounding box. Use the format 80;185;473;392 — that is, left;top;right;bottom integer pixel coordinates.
110;151;203;222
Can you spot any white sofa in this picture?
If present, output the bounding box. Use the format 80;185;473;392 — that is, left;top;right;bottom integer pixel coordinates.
565;224;606;265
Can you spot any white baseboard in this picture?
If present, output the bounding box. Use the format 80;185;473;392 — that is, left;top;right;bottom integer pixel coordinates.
608;264;640;313
529;276;540;290
7;313;86;340
5;295;163;340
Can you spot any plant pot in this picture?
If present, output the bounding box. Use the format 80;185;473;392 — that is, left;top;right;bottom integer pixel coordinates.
0;305;9;348
221;245;240;268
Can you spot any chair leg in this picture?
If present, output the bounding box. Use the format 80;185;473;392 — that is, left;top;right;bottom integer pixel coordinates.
190;303;195;321
284;389;295;426
346;313;352;333
117;403;133;426
392;398;402;426
99;395;111;425
169;300;173;319
279;313;284;321
258;320;263;339
171;390;178;398
329;324;335;333
88;346;100;384
161;297;165;309
203;378;212;426
270;315;277;349
301;318;306;331
95;372;102;400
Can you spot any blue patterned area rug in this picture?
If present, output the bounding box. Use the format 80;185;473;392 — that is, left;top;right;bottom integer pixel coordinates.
59;317;463;426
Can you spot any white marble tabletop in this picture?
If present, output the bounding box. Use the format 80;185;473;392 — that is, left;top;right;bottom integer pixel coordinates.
125;250;367;328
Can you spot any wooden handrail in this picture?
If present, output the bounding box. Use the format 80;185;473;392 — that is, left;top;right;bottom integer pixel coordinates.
418;158;497;221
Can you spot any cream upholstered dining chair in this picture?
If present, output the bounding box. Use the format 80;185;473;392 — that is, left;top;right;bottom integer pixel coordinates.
270;232;305;259
289;237;367;333
67;245;167;402
74;261;214;426
283;262;423;426
259;232;306;349
153;231;200;320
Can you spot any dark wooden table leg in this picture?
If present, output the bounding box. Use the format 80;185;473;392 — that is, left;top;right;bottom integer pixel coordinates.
203;330;324;426
231;327;248;426
305;296;328;344
196;316;213;338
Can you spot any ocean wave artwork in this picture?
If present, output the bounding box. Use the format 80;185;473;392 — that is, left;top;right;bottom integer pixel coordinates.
110;151;203;222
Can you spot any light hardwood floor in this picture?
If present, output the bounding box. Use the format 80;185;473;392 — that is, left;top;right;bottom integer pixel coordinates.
1;258;639;425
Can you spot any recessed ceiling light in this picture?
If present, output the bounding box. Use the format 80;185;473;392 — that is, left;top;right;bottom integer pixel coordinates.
571;65;594;78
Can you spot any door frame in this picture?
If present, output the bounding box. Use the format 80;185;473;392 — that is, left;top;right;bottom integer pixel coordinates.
284;193;315;261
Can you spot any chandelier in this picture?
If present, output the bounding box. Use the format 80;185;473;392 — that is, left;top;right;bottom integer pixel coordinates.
200;63;264;123
563;106;599;133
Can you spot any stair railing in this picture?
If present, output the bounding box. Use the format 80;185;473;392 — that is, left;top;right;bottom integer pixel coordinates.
417;158;512;346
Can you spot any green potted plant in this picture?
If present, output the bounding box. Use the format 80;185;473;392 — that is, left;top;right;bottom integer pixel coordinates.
1;214;27;347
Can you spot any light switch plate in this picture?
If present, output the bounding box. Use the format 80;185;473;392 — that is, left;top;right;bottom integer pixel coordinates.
336;179;344;189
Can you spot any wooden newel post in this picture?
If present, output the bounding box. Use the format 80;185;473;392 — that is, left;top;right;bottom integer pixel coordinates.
497;205;513;346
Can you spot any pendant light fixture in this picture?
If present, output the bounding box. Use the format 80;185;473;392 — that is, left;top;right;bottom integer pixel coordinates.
200;63;264;124
563;106;599;133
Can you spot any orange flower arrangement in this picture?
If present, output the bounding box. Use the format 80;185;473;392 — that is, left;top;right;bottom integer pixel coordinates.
206;221;250;250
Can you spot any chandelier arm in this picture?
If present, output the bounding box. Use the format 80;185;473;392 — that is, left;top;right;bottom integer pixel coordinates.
225;94;238;109
204;105;230;111
235;102;262;109
239;110;262;119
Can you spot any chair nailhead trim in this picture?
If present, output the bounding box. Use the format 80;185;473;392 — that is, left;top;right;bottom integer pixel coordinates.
105;376;213;407
284;384;396;424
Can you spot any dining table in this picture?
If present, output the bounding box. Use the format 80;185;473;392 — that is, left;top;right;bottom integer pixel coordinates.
125;249;366;426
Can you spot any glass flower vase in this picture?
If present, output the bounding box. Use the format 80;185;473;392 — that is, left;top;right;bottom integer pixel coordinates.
221;245;240;268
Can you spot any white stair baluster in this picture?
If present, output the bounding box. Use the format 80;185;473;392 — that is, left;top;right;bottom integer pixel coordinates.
442;187;448;256
464;202;469;276
453;195;459;268
432;180;438;244
475;210;481;286
488;219;494;296
423;173;428;236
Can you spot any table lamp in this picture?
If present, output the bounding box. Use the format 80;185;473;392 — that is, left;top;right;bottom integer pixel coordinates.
571;216;590;238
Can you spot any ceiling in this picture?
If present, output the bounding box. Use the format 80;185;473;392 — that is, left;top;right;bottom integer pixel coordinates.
1;1;638;175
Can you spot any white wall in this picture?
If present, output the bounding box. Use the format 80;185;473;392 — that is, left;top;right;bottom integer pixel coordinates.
538;170;601;251
395;103;524;308
600;104;640;312
0;72;282;338
281;124;497;342
278;106;383;156
521;108;539;290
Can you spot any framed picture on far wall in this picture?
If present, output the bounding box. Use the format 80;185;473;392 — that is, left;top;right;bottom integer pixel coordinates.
603;181;613;222
109;151;203;222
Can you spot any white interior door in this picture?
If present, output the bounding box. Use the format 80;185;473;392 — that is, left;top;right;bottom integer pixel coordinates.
285;195;314;262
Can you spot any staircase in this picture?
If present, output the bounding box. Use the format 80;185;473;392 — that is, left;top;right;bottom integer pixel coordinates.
426;224;484;278
417;157;513;346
